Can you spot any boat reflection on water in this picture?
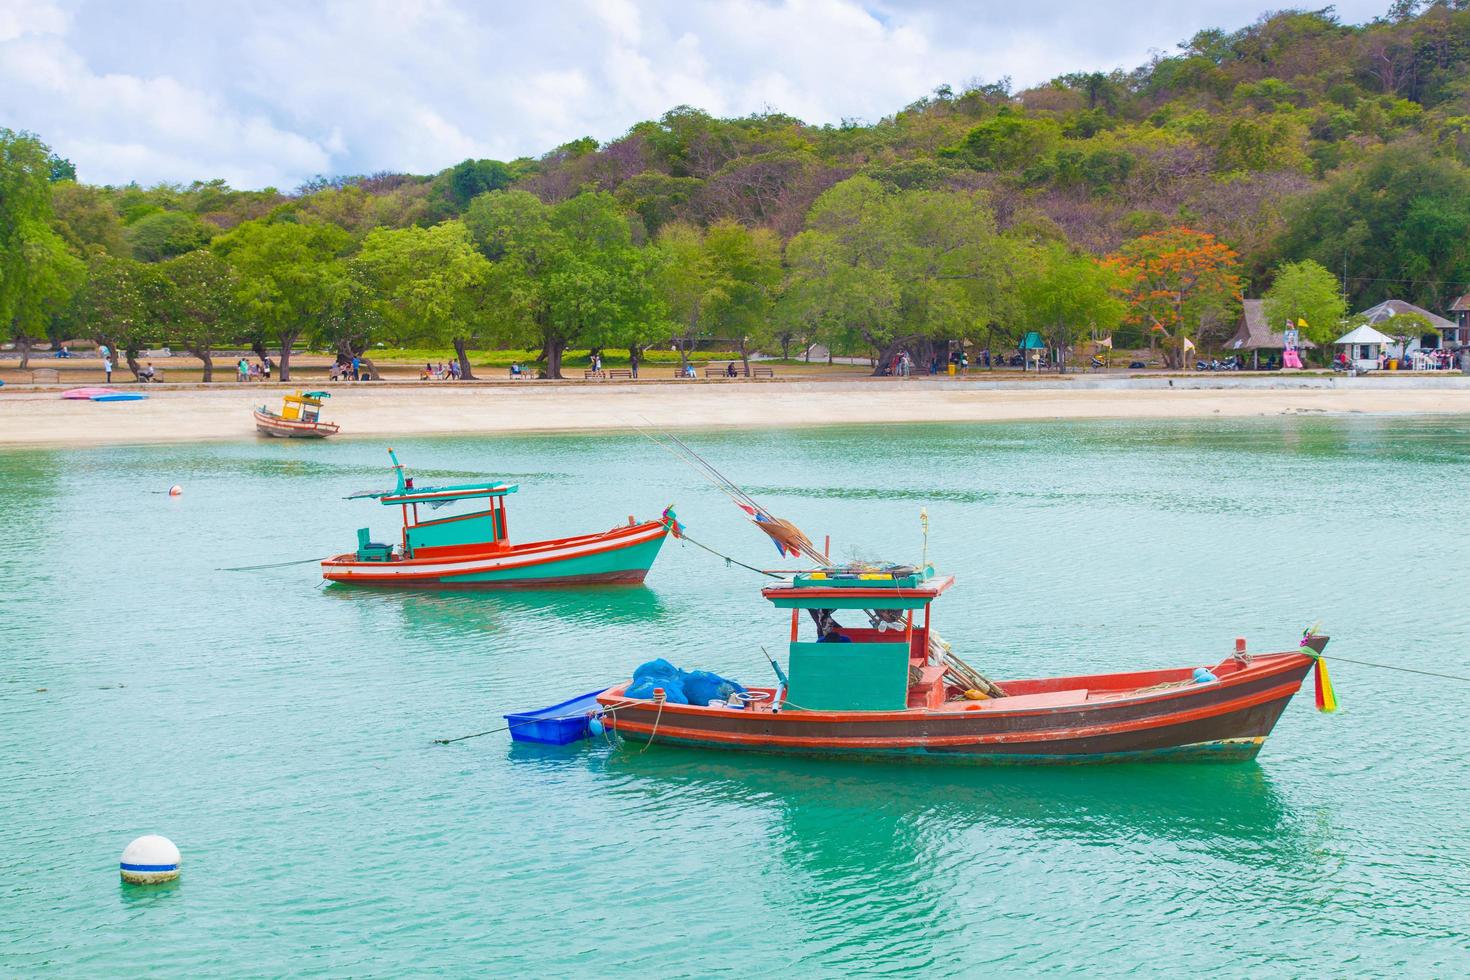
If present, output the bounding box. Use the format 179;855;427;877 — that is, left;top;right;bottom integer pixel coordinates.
324;584;673;636
506;741;1309;970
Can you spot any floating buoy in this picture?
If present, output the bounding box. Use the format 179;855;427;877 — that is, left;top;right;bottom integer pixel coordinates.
589;716;605;737
168;485;182;496
120;834;181;884
1192;667;1218;684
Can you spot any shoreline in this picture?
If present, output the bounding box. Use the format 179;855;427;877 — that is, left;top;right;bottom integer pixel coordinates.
5;376;1470;448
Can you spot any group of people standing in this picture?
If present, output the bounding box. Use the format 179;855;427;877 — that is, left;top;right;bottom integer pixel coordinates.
330;355;365;381
420;360;461;380
236;356;272;382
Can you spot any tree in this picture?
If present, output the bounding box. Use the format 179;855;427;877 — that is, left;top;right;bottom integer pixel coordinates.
50;181;127;257
584;246;666;377
355;221;493;379
63;254;148;377
1017;244;1123;373
652;221;721;371
314;265;386;379
442;158;514;210
466;189;643;379
162;250;242;382
1262;259;1347;354
212;219;350;380
786;176;1015;375
1106;227;1242;364
702;221;782;374
1;130;84;368
126;210;212;261
1277;144;1470;311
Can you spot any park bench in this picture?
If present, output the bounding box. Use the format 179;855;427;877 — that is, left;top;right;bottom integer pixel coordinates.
607;368;632;380
705;366;745;378
583;369;606;380
30;367;59;383
751;365;774;378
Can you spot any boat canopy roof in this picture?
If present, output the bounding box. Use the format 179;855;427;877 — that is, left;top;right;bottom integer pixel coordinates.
348;448;518;506
284;391;330;405
762;565;953;610
351;481;519;506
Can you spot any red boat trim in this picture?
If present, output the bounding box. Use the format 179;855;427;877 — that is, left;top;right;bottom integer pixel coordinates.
253;409;339;434
321;520;668;580
598;652;1310;723
606;680;1303;750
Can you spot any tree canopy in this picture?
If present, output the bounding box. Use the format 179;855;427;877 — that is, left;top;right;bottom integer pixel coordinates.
27;3;1470;371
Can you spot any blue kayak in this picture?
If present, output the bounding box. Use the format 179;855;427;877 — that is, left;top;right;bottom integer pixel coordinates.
90;392;146;402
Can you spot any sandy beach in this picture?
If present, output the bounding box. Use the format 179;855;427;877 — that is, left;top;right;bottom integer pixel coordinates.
5;375;1470;447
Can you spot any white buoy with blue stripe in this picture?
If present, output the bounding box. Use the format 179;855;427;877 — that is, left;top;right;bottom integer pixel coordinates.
120;835;181;884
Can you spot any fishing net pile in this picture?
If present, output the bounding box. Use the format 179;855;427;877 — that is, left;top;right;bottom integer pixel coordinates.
625;658;746;705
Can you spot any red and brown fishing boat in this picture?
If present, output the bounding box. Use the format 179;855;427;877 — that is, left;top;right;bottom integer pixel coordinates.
254;391;340;438
591;566;1332;765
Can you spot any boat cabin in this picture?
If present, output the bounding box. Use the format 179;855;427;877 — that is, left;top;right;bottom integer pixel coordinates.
349;449;516;562
280;390;330;422
762;566;953;711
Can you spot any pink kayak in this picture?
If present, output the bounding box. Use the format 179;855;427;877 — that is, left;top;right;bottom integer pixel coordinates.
62;387;115;400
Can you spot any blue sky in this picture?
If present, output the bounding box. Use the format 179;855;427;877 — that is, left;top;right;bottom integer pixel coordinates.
1;0;1389;189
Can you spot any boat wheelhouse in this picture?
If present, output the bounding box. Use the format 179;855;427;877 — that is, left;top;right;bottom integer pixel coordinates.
322;450;671;588
595;564;1325;764
254;391;340;438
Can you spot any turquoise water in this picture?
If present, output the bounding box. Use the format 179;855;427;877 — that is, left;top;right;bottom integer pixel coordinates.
3;418;1469;975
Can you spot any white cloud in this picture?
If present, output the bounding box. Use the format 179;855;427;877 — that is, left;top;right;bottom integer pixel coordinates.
0;0;1391;189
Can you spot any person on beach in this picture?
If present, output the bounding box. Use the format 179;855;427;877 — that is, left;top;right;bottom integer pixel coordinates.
262;355;272;380
237;357;248;382
139;362;156;383
102;351;113;383
352;355;361;381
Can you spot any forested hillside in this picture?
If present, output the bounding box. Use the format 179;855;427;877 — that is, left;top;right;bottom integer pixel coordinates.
8;3;1470;378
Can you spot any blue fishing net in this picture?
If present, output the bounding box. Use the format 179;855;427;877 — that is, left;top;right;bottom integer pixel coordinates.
625;659;745;705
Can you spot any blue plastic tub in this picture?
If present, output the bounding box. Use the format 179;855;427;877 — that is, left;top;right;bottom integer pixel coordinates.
504;689;606;745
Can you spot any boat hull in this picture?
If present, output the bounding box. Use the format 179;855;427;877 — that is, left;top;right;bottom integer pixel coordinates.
321;519;669;588
598;652;1314;765
253;409;339;438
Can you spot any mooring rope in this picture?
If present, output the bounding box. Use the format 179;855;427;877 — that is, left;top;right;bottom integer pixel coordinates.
1322;654;1470;685
217;556;330;572
677;532;780;578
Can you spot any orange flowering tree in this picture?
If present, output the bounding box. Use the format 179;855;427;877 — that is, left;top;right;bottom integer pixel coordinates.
1105;228;1242;364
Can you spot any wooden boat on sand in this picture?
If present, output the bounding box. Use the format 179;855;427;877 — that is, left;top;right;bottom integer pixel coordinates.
254;391;339;438
580;566;1330;765
322;450;673;588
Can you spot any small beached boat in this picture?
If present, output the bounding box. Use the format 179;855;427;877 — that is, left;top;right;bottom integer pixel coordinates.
321;450;673;588
62;387;114;400
573;566;1330;765
254;391;339;438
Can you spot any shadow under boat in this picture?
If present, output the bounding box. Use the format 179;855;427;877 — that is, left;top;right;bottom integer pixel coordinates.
510;738;1303;855
321;582;673;631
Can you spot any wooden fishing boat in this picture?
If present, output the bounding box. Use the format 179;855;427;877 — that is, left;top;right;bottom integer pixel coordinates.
322;449;673;588
592;566;1330;765
254;391;339;438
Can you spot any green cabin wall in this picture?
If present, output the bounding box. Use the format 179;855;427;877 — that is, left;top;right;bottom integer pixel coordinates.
787;641;910;711
405;510;498;555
